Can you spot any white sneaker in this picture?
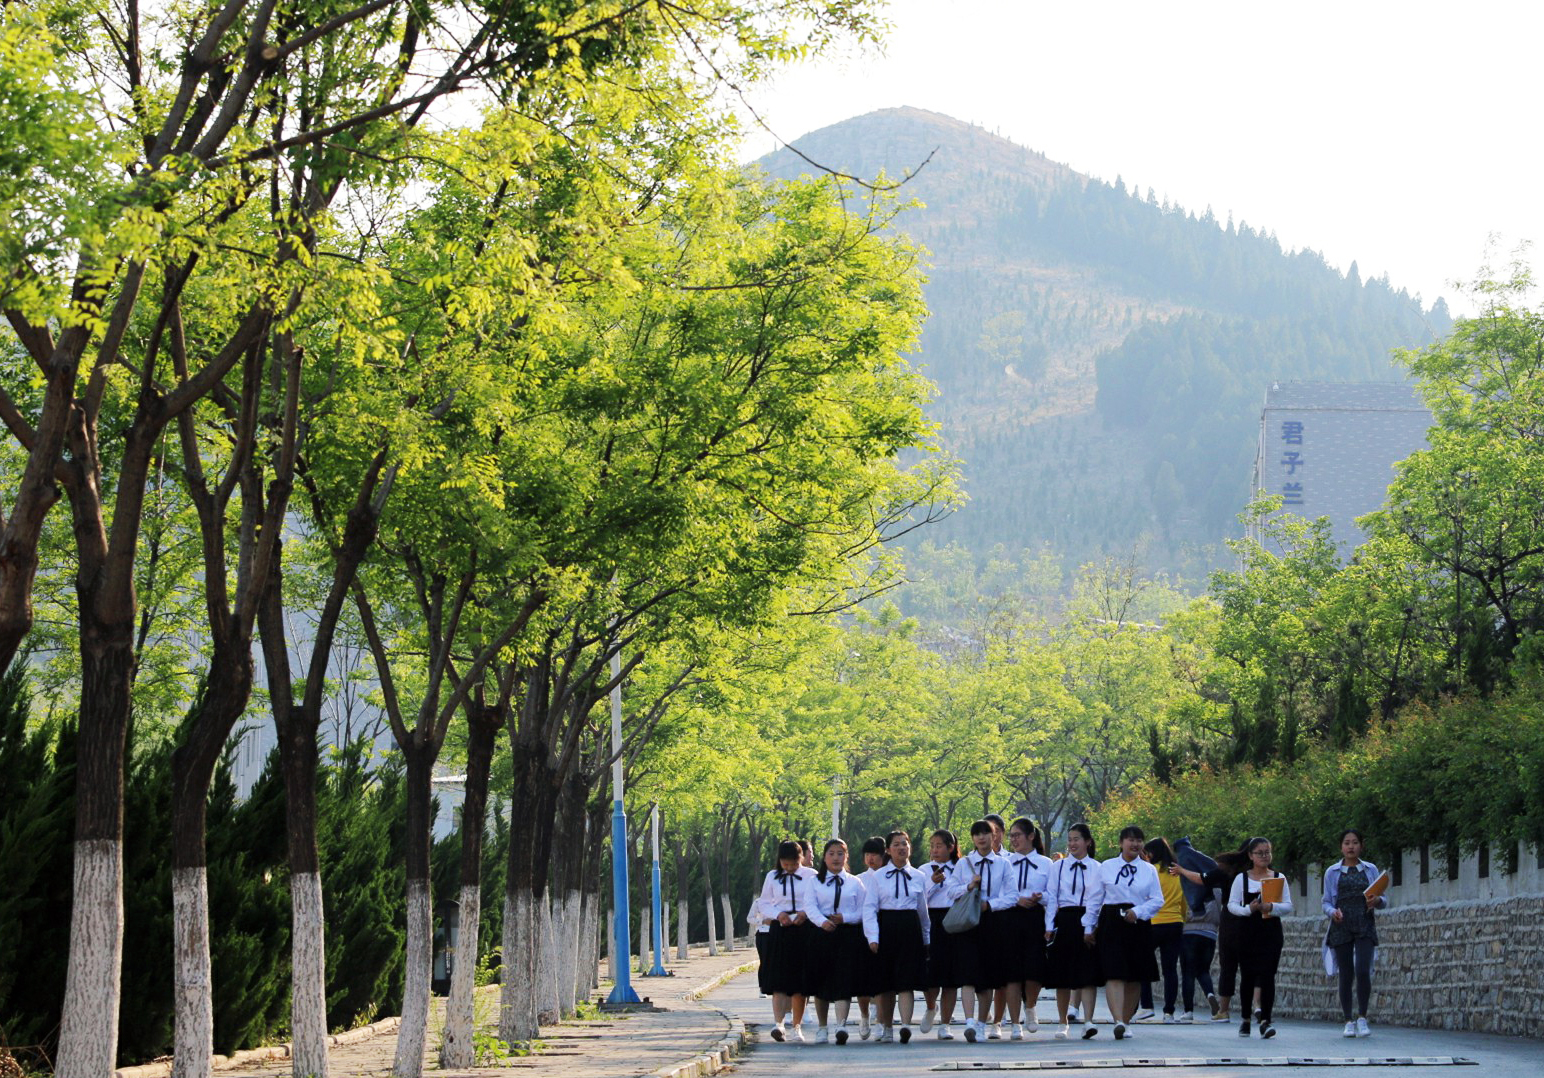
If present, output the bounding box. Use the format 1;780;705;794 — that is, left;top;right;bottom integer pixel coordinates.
874;1027;892;1043
1162;1012;1176;1024
1054;1024;1069;1040
1132;1008;1155;1022
1010;1023;1024;1041
1081;1021;1098;1040
859;1012;871;1040
1068;1005;1082;1023
1024;1014;1040;1033
963;1021;979;1043
899;1026;911;1044
986;1021;1002;1040
936;1023;954;1041
1343;1020;1357;1038
1355;1017;1371;1038
770;1023;785;1042
1178;1012;1193;1023
1113;1021;1127;1040
815;1026;829;1044
789;1025;805;1043
920;1006;935;1033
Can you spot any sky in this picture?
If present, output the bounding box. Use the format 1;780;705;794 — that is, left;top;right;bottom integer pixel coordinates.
736;0;1543;315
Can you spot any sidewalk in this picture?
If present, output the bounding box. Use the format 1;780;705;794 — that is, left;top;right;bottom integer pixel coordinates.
172;945;758;1078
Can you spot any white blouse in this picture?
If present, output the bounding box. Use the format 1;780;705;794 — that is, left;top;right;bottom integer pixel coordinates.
862;863;931;945
1228;871;1295;918
800;869;868;926
1097;855;1165;921
947;850;1019;912
1045;854;1104;932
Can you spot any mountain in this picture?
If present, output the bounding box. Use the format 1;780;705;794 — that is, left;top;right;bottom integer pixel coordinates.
755;108;1450;579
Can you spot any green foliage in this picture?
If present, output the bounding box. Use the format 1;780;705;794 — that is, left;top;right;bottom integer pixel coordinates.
1094;684;1544;872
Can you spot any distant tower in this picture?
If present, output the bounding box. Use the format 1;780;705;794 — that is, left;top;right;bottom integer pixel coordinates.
1249;382;1432;558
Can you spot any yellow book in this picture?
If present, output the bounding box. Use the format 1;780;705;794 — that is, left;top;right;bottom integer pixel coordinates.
1364;870;1390;901
1260;875;1285;917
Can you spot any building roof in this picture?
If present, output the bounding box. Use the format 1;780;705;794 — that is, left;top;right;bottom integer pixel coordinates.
1262;380;1427;413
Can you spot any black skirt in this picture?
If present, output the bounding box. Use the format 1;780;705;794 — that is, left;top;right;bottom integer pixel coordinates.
969;907;1011;990
874;908;928;992
761;920;809;995
1097;904;1159;983
1043;906;1105;988
1002;903;1049;985
756;930;772;994
927;907;968;989
807;921;865;1000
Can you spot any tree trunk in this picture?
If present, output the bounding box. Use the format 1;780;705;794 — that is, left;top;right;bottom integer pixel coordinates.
279;716;328;1078
673;844;690;960
639;903;651;972
537;892;559;1025
441;702;499;1068
719;893;736;950
499;731;559;1042
701;844;718;956
171;646;254;1078
56;604;135;1078
393;745;435;1078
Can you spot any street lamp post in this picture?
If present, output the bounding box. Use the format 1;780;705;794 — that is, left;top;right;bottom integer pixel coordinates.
605;646;641;1004
645;802;668;975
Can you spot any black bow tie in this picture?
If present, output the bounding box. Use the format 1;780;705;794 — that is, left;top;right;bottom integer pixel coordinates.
976;857;993;897
886;866;912;897
1015;857;1033;889
1068;859;1086;899
775;870;798;908
825;875;843;907
1116;862;1139;885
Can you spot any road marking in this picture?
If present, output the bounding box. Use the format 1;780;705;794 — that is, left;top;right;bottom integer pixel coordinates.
928;1058;1479;1070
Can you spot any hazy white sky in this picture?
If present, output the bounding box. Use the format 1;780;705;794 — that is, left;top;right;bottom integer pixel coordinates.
738;0;1542;314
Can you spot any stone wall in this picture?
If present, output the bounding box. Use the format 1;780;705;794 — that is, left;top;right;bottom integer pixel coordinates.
1251;842;1544;1036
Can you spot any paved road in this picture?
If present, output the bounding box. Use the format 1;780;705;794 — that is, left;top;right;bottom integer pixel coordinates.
706;972;1539;1077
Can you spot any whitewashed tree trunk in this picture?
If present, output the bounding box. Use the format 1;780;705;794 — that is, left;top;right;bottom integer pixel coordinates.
579;892;599;995
291;871;330;1078
606;910;617;983
393;878;432;1077
57;839;122;1078
559;890;582;1014
661;899;670;964
719;893;736;951
704;892;718;956
537;893;559;1024
172;866;214;1078
675;895;689;959
440;884;480;1068
499;888;540;1042
639;905;651;973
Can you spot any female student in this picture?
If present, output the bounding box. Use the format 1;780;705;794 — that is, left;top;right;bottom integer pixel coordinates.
1177;880;1221;1022
1097;825;1164;1040
1003;818;1052;1038
949;819;1017;1042
1322;828;1387;1038
920;829;964;1040
800;838;868;1045
1041;822;1104;1040
1144;837;1186;1022
861;830;930;1043
1227;835;1293;1039
1172;844;1251;1023
854;836;889;1039
758;840;812;1042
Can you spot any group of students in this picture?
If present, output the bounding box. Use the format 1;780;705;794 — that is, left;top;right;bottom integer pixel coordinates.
754;816;1387;1045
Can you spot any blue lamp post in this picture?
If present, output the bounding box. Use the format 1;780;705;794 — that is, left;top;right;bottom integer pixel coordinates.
646;802;668;975
606;646;641;1004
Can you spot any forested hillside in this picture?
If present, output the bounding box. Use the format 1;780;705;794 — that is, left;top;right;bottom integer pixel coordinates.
758;108;1451;577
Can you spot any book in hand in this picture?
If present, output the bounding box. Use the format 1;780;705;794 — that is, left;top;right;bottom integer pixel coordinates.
1259;876;1285;917
1364;870;1391;901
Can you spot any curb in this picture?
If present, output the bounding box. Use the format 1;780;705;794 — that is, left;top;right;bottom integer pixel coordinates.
113;1016;403;1078
654;960;759;1078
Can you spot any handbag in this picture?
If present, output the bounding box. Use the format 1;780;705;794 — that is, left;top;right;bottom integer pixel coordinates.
941;889;981;934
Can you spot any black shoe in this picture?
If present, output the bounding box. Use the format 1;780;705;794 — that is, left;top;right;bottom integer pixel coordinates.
835;1029;848;1045
899;1027;911;1044
1238;1021;1250;1037
1082;1024;1098;1039
1260;1021;1275;1039
771;1026;785;1042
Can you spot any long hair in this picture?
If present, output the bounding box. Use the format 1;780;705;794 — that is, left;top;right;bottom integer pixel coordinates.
1011;817;1047;857
1145;836;1175;868
1067;821;1096;859
930;828;961;864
